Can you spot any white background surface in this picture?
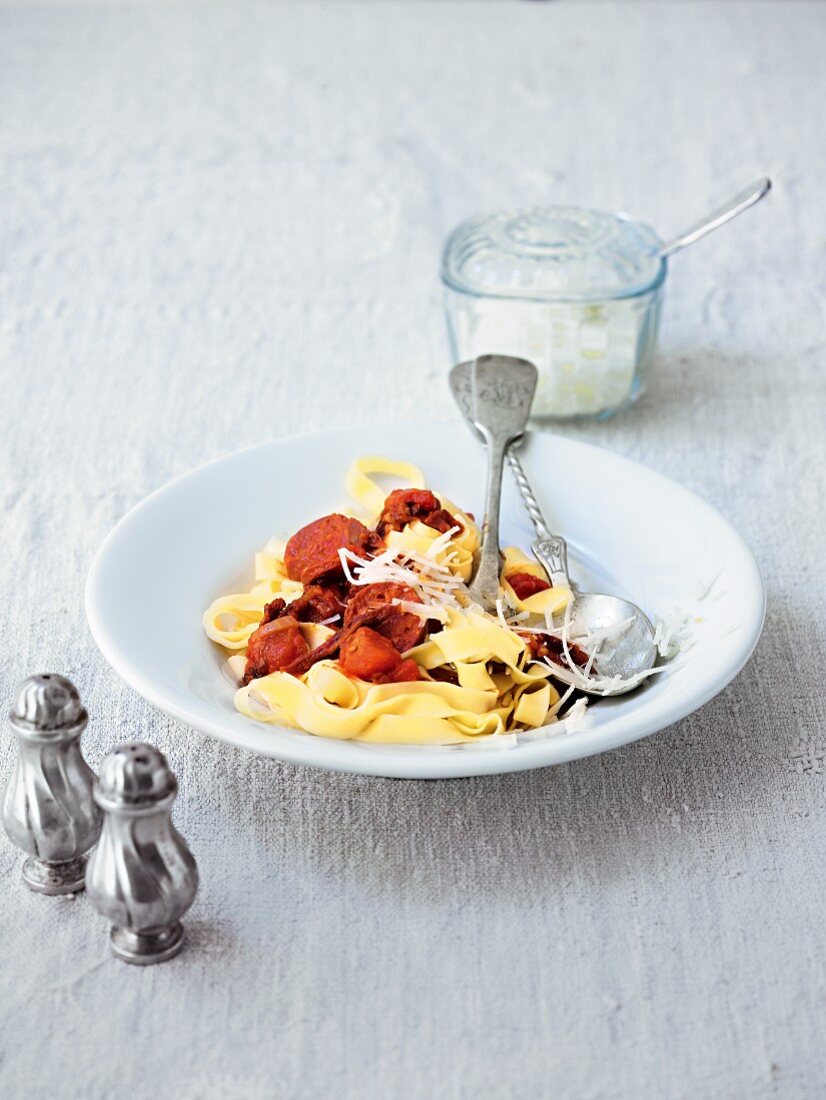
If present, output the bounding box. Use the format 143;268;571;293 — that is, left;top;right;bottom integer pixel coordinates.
2;2;825;1097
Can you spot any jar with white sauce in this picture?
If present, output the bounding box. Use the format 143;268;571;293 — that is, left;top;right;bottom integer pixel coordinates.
441;206;667;420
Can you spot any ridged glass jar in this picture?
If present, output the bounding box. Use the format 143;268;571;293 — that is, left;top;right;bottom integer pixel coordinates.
442;206;667;420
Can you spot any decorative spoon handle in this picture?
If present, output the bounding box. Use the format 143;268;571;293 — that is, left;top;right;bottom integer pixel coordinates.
506;450;551;540
532;535;572;591
506;450;573;589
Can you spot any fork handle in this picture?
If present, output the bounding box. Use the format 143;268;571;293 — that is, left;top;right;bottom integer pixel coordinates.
467;428;511;610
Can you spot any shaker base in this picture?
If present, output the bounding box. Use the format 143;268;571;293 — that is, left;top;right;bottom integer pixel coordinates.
22;855;87;895
110;921;185;965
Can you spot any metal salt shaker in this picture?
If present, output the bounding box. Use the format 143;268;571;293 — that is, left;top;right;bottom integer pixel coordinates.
3;674;102;895
86;743;199;964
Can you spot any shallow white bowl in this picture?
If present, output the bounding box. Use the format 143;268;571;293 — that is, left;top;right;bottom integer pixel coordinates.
86;424;764;779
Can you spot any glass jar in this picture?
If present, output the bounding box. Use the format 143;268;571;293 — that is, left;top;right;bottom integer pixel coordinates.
441;206;667;420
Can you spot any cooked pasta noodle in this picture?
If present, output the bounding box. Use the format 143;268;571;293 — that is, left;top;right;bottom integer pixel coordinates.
203;456;591;745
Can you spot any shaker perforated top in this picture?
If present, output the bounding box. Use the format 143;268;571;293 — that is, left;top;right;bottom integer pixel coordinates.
441;206;665;302
97;743;177;807
9;674;88;733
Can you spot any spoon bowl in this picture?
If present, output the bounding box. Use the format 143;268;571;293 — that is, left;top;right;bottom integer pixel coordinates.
566;593;658;686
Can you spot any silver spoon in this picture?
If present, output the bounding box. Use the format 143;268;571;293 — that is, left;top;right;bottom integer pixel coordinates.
461;355;538;610
450;356;658;694
657;177;770;258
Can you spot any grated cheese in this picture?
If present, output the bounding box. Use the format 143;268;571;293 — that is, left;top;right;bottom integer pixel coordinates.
423;525;462;559
653;607;692;659
339;546;467;610
561;696;590;730
393;599;451;624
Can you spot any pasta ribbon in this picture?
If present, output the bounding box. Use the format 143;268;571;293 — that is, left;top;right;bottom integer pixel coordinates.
386;512;478;582
235;662;510;745
202;545;303;649
344;455;426;518
203;593;276;650
500;546;572;615
344;455;480;581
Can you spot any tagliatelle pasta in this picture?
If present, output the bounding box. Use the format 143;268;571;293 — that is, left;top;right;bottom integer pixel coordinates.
345;455;480;582
236;663;512;744
203;456;597;746
500;547;572;616
344;455;426;517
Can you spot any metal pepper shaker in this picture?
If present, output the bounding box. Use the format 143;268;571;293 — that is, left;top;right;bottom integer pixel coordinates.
3;674;102;894
86;743;199;964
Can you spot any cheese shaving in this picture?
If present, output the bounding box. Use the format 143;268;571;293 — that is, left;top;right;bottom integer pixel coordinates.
393;599;451;624
339;546;466;610
653;608;692;659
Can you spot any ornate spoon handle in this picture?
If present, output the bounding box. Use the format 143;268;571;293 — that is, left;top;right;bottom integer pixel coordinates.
532;535;572;591
506;450;550;539
506;450;573;590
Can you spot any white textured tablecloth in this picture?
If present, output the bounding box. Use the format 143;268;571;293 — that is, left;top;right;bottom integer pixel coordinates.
2;2;825;1097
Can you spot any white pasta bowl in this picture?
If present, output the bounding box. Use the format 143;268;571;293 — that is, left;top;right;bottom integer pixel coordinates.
85;423;765;779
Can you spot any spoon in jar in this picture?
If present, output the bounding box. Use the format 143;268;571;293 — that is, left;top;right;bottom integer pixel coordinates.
450;356;658;694
657;177;771;258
